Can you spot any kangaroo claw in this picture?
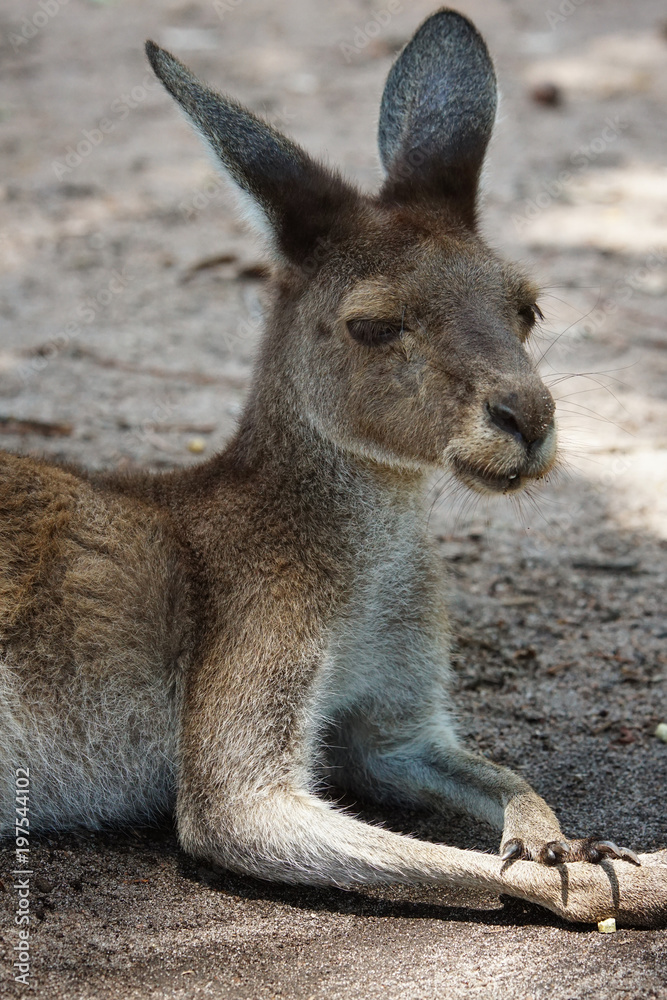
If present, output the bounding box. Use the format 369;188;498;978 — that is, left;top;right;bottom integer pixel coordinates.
592;840;641;866
500;839;524;862
543;841;571;865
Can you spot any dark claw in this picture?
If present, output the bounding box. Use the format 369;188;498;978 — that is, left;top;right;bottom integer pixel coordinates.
593;840;641;867
500;839;524;862
543;841;571;865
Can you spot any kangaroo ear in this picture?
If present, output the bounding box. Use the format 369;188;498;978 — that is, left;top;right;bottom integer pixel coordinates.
146;41;355;264
377;9;497;224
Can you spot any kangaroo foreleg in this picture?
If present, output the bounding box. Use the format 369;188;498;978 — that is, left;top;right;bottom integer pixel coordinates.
325;725;640;867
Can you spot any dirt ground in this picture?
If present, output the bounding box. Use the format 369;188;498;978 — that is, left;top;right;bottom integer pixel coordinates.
1;0;666;996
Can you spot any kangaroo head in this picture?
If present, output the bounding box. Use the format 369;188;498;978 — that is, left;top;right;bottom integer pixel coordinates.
146;9;556;494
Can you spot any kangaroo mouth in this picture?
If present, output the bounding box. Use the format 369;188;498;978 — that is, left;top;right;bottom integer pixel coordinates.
451;456;535;494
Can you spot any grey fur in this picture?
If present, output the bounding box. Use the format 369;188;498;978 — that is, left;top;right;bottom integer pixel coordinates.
378;9;497;208
145;40;354;261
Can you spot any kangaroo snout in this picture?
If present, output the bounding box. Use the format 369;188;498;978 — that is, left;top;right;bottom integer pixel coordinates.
486;388;555;452
448;376;557;496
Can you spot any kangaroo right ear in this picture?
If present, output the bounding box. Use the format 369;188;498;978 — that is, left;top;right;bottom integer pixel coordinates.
146;41;356;265
377;9;497;225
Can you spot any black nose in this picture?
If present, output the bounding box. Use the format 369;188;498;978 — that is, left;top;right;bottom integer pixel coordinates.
487;394;554;450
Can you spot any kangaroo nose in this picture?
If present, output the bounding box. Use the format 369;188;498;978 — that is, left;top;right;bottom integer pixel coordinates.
487;393;554;450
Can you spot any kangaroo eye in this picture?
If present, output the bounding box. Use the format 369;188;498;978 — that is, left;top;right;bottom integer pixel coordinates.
347;318;403;347
518;303;544;329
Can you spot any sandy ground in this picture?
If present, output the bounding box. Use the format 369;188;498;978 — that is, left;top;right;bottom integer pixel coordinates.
1;0;667;996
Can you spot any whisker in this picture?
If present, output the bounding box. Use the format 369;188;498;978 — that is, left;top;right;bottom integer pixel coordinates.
555;401;631;432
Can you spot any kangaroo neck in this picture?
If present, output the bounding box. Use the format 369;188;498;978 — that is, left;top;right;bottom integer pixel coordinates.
227;382;430;525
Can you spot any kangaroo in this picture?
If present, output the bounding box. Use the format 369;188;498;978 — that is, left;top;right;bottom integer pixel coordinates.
1;9;665;927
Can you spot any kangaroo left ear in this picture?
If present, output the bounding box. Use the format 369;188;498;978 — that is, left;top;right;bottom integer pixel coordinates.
146;41;358;265
377;9;498;225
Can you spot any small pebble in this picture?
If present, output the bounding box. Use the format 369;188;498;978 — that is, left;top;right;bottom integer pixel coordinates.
187;437;206;454
34;876;54;894
598;917;617;933
530;82;562;107
655;723;667;743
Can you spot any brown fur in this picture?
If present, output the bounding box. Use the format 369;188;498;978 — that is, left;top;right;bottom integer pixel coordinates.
1;9;665;927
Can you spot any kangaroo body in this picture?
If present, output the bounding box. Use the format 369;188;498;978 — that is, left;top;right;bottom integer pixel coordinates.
1;9;665;926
